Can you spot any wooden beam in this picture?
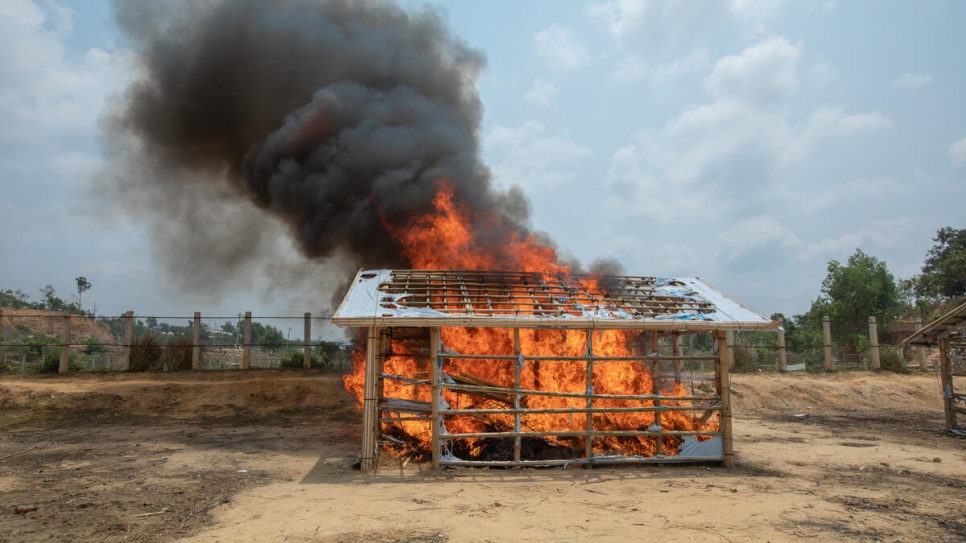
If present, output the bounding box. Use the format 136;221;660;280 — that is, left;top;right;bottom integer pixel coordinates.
585;329;595;465
361;326;382;473
513;328;522;463
717;331;734;467
430;327;440;470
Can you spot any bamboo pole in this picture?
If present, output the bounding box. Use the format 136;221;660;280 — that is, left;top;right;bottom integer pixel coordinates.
439;405;720;415
361;326;382;472
585;329;595;464
868;317;880;371
430;327;440;470
422;352;719;362
122;310;133;372
242;312;252;369
717;331;734;467
59;314;70;374
192;312;201;370
776;317;787;371
939;338;953;429
672;333;682;384
438;429;720;439
439;382;716;402
822;316;834;371
513;328;521;463
303;312;312;369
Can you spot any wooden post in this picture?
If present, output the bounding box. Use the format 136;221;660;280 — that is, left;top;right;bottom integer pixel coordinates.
822;316;834;371
672;333;682;384
242;312;252;369
303;312;312;369
585;329;595;464
915;318;927;370
192;312;201;370
59;314;70;374
938;338;954;429
430;327;441;469
0;309;5;352
513;328;522;464
122;310;134;371
868;317;881;371
649;331;663;457
361;326;382;473
725;330;735;370
776;317;787;371
717;331;734;467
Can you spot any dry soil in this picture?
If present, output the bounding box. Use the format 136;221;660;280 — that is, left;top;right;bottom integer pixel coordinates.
0;370;964;542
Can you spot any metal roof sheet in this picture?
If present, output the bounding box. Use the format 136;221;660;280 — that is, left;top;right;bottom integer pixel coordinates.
903;301;966;346
331;269;775;330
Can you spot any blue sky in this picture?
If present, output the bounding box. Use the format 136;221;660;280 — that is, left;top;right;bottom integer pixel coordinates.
2;0;964;320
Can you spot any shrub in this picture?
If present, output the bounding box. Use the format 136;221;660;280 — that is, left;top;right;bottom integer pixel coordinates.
163;335;193;371
83;336;107;355
879;346;909;374
279;349;331;369
129;333;162;372
34;352;80;374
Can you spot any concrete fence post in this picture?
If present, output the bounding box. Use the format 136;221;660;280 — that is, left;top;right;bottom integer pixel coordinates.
59;314;70;374
243;311;252;370
122;310;134;371
192;312;201;370
776;317;787;371
303;312;312;369
823;316;834;371
868;317;881;371
914;317;927;370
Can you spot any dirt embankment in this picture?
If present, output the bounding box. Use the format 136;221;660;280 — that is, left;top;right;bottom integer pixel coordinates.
1;307;115;344
0;370;963;543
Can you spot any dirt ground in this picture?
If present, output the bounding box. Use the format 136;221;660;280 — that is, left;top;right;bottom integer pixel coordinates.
1;370;964;543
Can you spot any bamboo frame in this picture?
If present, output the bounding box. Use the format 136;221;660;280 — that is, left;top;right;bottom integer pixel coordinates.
346;270;754;472
362;326;731;472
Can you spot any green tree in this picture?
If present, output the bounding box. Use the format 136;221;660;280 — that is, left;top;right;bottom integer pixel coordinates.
76;276;91;313
0;289;31;308
915;227;966;301
806;249;902;348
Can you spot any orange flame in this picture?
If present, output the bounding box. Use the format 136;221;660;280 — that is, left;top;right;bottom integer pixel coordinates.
344;180;717;460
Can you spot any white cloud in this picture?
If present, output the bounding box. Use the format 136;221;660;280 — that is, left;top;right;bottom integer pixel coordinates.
705;37;800;105
891;72;933;90
524;79;560;107
806;61;836;89
0;1;129;174
605;37;889;227
533;25;591;72
484;120;593;190
591;0;782;82
715;216;802;271
949;137;966;170
793;218;916;264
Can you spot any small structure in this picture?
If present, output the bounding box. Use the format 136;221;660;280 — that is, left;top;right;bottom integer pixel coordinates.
903;301;966;433
332;269;775;471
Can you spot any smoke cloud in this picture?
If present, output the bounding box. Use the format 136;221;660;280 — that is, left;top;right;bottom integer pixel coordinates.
100;0;560;310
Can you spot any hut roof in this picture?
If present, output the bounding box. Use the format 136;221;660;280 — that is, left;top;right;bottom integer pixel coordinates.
331;269;775;330
903;301;966;346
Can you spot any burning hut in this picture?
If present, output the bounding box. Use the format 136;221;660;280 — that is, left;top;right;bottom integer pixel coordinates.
333;269;776;471
903;301;966;434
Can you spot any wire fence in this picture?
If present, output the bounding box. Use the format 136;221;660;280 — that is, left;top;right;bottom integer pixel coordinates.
0;309;933;375
0;310;354;375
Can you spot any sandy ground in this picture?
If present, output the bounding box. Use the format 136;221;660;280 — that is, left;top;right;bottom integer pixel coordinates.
1;369;964;542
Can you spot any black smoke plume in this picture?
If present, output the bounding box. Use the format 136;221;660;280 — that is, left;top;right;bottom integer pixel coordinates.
101;0;562;310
